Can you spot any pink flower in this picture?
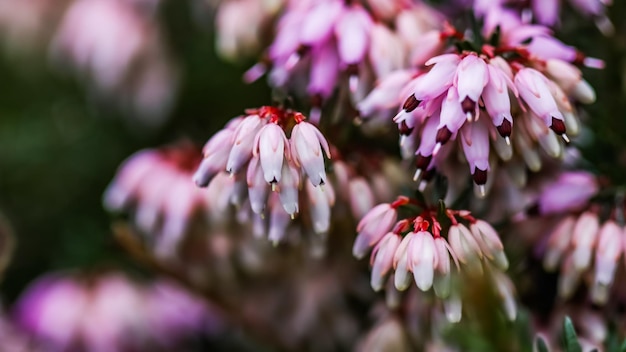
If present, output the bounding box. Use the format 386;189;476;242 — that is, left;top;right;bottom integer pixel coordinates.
306;181;335;234
448;224;483;270
543;216;576;271
455;53;488;115
407;231;437;291
278;159;301;217
412;54;460;102
194;127;237;187
460;119;490;190
571;212;600;271
482;63;514;139
246;156;270;214
592;221;622;304
370;233;402;291
254;122;289;184
514;68;567;138
470;220;508;270
290;121;331;186
335;4;372;67
227;114;264;174
537;171;598;215
353;203;398;259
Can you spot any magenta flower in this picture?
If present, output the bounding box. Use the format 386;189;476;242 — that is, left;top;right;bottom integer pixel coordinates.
537;171;598;215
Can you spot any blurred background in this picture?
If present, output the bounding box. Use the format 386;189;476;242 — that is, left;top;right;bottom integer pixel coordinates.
0;0;271;300
0;0;626;350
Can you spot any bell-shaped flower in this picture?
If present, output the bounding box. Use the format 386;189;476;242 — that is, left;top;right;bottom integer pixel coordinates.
592;221;622;304
278;160;300;217
571;212;600;271
290;121;331;186
254;122;289;184
408;231;437;292
226;115;263;174
370;233;401;291
353;203;398;259
246;156;270;214
461;120;490;190
514;68;567;136
455;53;488;114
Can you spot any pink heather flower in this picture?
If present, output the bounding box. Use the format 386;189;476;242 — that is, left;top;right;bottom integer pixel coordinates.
433;237;457;298
591;221;622;304
393;231;415;291
16;275;87;350
544;59;596;104
414;31;448;67
448;224;483;272
194;107;337;244
460;119;490;191
412;54;460;102
290;121;331;186
307;40;340;101
104;143;209;253
436;87;466;146
370;233;402;291
306;181;335;234
299;1;344;46
537;172;598;215
543;216;576;271
469;220;508;270
254;122;290;184
353;203;398;259
357;70;415;117
16;274;217;351
335;4;373;67
227;114;264;175
407;231;437;291
455;53;488;115
571;212;600;271
483;63;514;139
514;68;567;138
348;177;376;220
368;23;407;78
268;193;292;244
246;156;270;214
194;127;237;187
278;159;300;217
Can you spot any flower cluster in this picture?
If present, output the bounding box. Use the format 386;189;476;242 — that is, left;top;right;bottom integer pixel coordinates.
543;213;624;304
354;195;513;322
194;106;333;243
15;273;218;351
240;0;443;122
471;0;614;35
361;17;599;196
103;143;210;257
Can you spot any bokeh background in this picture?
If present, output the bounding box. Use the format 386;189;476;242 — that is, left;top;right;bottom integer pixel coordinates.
0;0;626;350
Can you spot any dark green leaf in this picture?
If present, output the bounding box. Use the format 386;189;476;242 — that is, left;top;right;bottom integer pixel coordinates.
535;336;550;352
562;316;582;352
